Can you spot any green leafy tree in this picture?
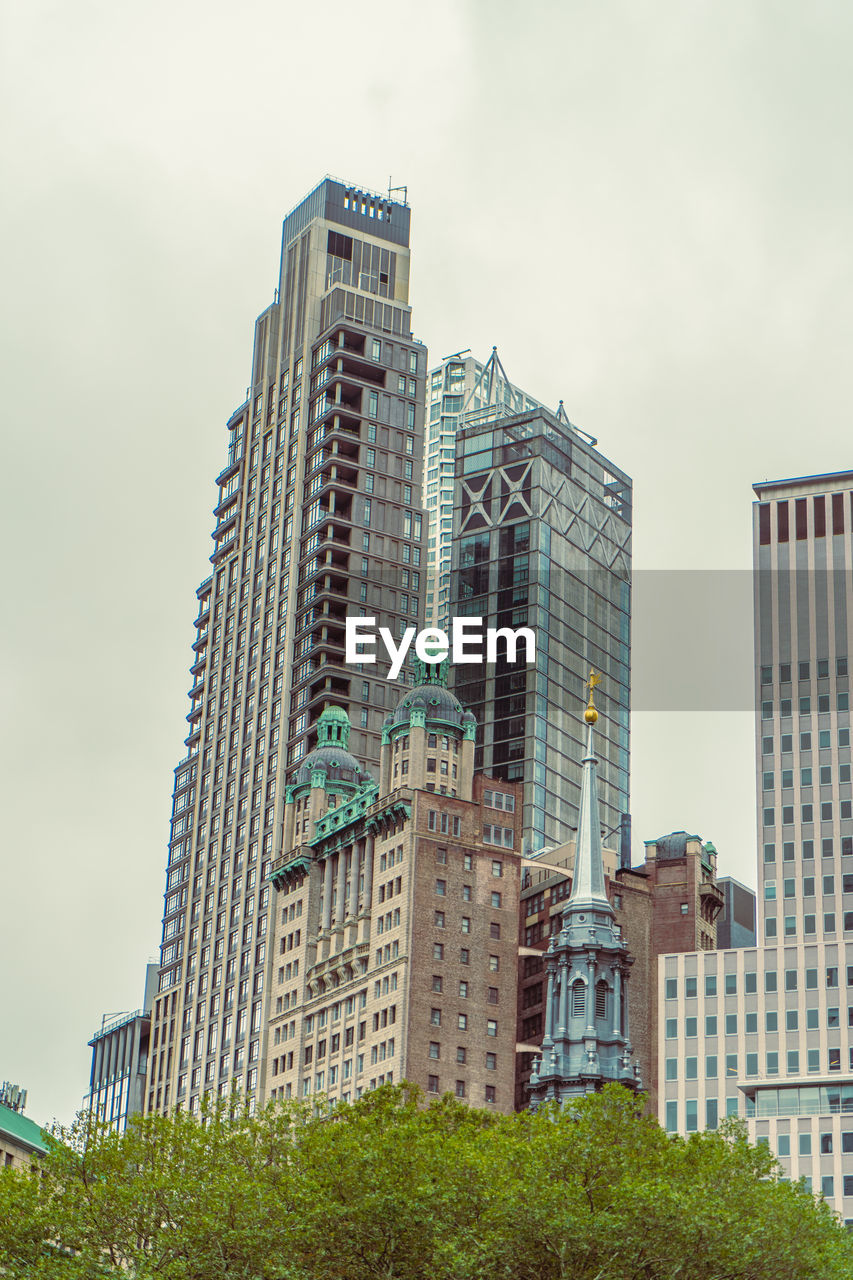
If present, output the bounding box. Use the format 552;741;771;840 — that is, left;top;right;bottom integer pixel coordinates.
1;1084;851;1279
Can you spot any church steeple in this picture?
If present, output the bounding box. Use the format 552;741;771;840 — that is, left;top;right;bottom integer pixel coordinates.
566;672;610;911
528;672;640;1107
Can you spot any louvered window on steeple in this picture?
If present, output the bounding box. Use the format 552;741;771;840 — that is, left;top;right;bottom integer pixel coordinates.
595;981;608;1021
571;980;585;1018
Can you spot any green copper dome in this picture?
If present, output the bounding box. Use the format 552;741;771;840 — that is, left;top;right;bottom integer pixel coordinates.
390;684;466;728
292;705;371;788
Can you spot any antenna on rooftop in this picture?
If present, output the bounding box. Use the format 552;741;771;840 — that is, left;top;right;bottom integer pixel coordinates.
387;177;408;205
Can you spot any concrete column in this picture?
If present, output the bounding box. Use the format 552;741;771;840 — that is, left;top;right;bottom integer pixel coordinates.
334;848;347;948
360;834;375;942
322;855;333;933
557;958;570;1039
585;952;597;1035
613;966;622;1037
348;842;361;920
346;841;362;947
542;958;556;1047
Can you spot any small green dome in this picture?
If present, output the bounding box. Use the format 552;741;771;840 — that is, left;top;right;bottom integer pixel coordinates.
294;744;367;788
322;705;350;722
290;704;371;789
390;681;468;731
315;704;352;749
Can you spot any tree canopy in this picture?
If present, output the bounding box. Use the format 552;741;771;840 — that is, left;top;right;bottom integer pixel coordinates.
2;1083;851;1279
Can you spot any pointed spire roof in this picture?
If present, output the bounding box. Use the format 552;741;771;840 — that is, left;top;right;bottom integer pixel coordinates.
526;669;640;1108
567;672;612;914
554;399;598;447
462;346;529;416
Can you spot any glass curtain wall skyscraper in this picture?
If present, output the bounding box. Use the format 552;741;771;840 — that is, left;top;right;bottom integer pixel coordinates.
659;471;853;1222
145;179;427;1117
424;349;540;630
449;405;631;855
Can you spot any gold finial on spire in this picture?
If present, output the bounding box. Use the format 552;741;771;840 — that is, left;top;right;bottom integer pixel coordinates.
585;670;601;724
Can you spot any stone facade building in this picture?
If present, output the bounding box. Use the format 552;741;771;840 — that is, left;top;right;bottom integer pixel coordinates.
264;665;522;1111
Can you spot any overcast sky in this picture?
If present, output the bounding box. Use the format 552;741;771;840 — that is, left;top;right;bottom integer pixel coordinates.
2;1;852;1127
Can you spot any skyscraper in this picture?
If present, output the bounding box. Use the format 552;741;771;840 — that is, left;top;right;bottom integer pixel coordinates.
450;403;631;854
660;471;853;1222
424;349;541;630
145;179;428;1116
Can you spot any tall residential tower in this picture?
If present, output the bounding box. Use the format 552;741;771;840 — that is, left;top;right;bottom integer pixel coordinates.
145;180;428;1116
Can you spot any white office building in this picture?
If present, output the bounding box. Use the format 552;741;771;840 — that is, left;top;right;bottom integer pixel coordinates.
660;471;853;1222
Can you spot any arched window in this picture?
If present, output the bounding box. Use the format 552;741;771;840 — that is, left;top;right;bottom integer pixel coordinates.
571;979;585;1017
595;980;608;1021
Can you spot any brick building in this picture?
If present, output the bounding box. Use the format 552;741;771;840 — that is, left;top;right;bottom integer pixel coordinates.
517;829;724;1113
264;664;522;1111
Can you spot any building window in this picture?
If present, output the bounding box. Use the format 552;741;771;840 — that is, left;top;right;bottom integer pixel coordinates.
429;1042;440;1060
